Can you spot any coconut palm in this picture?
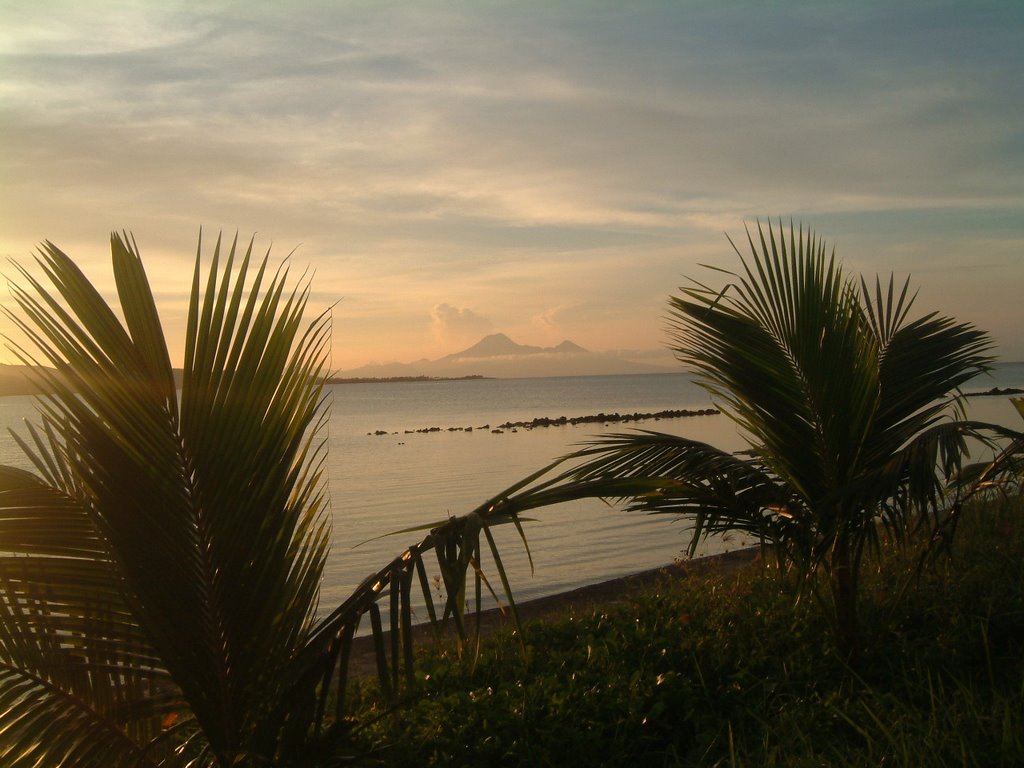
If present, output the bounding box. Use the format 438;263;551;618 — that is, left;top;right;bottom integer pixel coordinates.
0;233;534;766
514;222;994;658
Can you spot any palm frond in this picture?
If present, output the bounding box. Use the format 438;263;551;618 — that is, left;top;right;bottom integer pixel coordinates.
0;464;182;767
530;220;995;657
672;223;879;509
1;232;330;765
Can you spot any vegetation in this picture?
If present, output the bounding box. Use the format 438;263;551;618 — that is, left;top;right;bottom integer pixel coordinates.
0;224;1011;765
521;222;994;658
351;496;1024;767
0;233;537;767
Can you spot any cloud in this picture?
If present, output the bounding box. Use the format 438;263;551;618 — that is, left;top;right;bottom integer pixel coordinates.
1;1;1022;367
430;303;493;346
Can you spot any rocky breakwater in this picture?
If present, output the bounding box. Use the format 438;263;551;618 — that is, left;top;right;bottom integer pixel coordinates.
491;408;720;433
369;407;720;436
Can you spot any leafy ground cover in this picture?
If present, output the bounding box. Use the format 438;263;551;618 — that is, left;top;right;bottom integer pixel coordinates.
349;496;1024;767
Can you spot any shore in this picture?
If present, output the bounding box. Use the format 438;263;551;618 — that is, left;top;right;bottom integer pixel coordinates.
345;546;760;677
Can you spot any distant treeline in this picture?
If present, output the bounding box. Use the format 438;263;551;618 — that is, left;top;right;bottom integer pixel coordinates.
0;366;492;396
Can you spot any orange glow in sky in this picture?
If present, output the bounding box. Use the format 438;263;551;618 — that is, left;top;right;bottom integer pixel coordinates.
2;2;1022;371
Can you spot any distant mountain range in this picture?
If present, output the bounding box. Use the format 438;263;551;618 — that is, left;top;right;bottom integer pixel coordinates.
0;364;42;396
335;333;677;379
0;364;188;398
0;335;675;396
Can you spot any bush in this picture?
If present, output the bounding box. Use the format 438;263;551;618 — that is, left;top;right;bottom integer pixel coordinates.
352;497;1024;767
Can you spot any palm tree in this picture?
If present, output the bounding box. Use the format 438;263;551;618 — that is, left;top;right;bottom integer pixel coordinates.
512;222;993;658
0;233;534;766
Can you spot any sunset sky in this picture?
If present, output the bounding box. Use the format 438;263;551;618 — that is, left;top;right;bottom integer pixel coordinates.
2;1;1022;371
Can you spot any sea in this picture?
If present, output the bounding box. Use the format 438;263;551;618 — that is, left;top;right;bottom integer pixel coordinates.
1;363;1022;618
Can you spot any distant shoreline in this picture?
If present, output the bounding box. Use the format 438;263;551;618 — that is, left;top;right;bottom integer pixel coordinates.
326;374;492;385
1;363;1022;398
0;368;497;396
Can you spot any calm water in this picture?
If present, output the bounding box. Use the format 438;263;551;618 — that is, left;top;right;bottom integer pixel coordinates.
2;364;1022;616
322;372;746;609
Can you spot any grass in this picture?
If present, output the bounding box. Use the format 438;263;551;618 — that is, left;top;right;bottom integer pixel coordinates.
347;496;1024;766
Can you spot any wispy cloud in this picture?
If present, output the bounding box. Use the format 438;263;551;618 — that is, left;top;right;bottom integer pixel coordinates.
1;1;1021;365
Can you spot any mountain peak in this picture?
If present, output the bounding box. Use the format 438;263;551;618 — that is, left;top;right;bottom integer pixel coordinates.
446;333;541;359
445;333;593;359
337;333;675;378
553;339;588;354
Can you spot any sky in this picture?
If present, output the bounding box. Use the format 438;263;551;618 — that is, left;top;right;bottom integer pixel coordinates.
1;0;1022;371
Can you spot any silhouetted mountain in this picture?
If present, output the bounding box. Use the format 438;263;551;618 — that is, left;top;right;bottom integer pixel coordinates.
442;333;587;360
0;340;674;395
0;364;187;396
336;334;674;379
0;364;41;396
552;340;588;354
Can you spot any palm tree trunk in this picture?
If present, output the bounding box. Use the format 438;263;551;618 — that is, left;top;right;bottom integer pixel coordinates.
830;539;859;662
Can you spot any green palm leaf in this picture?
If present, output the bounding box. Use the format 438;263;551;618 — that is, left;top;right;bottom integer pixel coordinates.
1;231;545;765
0;461;180;768
496;221;994;657
1;232;330;766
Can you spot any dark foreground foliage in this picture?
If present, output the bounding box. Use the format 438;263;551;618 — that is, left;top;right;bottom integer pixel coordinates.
351;497;1024;767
